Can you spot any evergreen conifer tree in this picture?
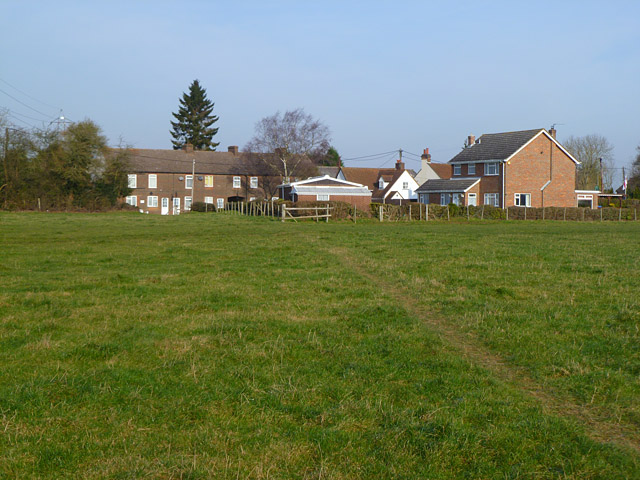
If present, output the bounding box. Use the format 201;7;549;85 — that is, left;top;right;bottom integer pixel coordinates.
170;80;220;150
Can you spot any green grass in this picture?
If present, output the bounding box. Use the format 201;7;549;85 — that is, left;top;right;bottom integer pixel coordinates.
0;212;639;478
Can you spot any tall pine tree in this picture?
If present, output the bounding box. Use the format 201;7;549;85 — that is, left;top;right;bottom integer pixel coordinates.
170;80;220;150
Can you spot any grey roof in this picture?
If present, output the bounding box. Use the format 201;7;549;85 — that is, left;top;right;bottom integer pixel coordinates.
449;129;544;164
416;178;480;193
120;148;276;176
317;166;341;177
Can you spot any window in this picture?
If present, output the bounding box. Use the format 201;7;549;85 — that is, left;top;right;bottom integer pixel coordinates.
468;193;477;206
217;198;224;209
204;175;214;188
147;196;158;207
484;193;500;207
317;193;330;201
233;176;241;188
204;196;214;204
378;178;385;189
484;163;499;176
128;174;137;188
453;165;461;176
185;196;192;211
125;196;137;206
452;193;461;206
148;174;157;189
402;181;409;189
249;196;256;201
250;177;258;189
440;193;449;206
514;193;531;207
468;164;476;175
185;175;193;189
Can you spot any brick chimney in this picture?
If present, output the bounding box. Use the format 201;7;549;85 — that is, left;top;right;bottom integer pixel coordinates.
182;143;194;153
548;127;557;139
421;148;432;163
467;135;475;147
228;145;239;154
395;159;405;170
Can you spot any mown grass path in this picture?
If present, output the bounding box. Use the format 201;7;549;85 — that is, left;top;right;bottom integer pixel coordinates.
1;213;639;478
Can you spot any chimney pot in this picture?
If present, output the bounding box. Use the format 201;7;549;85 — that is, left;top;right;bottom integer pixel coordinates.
549;128;557;139
467;135;475;147
396;160;405;170
421;147;432;163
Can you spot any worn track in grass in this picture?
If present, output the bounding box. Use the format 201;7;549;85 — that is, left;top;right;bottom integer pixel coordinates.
318;241;640;455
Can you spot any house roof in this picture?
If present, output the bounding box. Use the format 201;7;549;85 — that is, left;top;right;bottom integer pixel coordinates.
282;175;372;197
317;166;341;178
416;178;480;193
341;167;398;190
429;162;453;179
121;148;277;176
449;129;545;164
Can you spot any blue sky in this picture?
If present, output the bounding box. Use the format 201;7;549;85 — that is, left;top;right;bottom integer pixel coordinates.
2;1;639;181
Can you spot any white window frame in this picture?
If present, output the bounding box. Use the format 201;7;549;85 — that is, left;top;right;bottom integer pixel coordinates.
468;193;477;206
452;193;461;206
148;174;157;189
204;196;214;204
378;178;385;189
250;177;258;189
185;175;193;189
514;193;531;207
125;196;137;206
484;163;499;176
233;176;241;188
147;195;158;208
453;165;461;176
317;193;330;201
185;196;192;211
204;175;214;188
484;193;500;207
217;198;224;209
468;164;476;175
128;174;137;188
440;194;447;206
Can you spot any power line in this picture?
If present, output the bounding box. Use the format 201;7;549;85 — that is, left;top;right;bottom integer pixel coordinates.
5;108;50;123
0;77;60;112
342;150;398;161
0;87;54;118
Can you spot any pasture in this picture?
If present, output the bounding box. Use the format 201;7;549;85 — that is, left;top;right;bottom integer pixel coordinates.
1;212;639;478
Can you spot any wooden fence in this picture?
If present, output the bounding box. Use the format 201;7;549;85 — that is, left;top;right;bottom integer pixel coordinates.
280;204;332;222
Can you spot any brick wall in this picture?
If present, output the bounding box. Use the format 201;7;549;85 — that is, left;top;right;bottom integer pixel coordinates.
505;134;576;207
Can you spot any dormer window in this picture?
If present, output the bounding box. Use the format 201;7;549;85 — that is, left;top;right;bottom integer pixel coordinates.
453;165;461;176
378;178;385;189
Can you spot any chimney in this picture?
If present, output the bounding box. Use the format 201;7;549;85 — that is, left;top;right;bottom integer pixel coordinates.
467;135;475;147
395;159;405;170
549;127;557;139
421;148;432;163
228;145;239;154
182;143;194;153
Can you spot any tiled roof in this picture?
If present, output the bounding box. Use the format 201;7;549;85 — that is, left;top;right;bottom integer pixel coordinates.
416;178;480;193
121;148;278;176
341;167;398;190
429;163;452;179
449;129;544;164
317;166;341;177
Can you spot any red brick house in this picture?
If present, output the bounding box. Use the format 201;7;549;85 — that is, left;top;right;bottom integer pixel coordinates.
278;175;372;208
416;128;584;208
123;145;282;214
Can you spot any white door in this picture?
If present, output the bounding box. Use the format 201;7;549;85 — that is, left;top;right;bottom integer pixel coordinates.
172;197;181;215
161;198;169;215
468;193;477;206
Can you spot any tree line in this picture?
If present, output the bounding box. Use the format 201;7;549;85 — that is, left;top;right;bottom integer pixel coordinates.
1;116;131;211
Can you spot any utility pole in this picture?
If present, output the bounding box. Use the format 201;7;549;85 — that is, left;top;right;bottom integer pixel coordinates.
2;128;8;208
599;157;603;192
191;158;196;211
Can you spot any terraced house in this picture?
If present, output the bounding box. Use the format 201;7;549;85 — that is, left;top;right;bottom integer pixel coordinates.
123;145;281;214
416;128;596;208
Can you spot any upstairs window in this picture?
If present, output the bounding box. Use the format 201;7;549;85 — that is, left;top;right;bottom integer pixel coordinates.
233;176;241;188
453;165;461;176
484;163;499;176
204;175;214;188
148;174;157;189
402;181;409;189
378;178;385;189
127;174;137;188
468;164;476;175
250;177;258;189
185;175;193;189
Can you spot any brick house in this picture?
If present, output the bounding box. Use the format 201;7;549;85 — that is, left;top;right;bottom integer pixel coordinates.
123;145;281;214
416;128;583;208
278;175;372;208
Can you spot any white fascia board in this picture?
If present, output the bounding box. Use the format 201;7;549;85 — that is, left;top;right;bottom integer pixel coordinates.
505;130;581;165
291;174;367;188
575;189;601;194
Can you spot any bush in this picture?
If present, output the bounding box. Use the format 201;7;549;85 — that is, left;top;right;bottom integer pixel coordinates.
190;202;217;213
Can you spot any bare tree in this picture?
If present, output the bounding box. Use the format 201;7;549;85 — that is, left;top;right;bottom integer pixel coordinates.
563;134;615;190
629;145;640;192
244;108;330;182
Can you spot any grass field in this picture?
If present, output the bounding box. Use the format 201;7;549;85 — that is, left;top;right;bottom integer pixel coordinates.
1;212;639;478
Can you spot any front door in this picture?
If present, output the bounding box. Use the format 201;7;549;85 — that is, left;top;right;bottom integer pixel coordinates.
468;193;477;206
161;197;169;215
172;197;181;215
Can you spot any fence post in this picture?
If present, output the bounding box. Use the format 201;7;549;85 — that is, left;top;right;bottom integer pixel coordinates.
354;204;357;224
379;205;383;222
481;205;484;220
281;204;286;222
326;204;329;223
409;205;412;221
564;207;566;221
506;207;509;221
315;206;318;223
467;204;469;221
619;207;622;221
426;203;429;221
542;206;545;220
447;206;450;221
